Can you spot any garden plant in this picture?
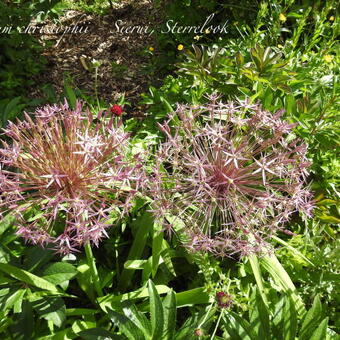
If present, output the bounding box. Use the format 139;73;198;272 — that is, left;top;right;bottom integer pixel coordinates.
0;0;338;339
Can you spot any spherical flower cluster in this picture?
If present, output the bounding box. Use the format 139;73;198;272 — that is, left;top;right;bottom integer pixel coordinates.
151;99;313;257
0;101;144;254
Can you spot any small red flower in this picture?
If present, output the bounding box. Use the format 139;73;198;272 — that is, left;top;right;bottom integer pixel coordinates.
110;105;123;116
216;292;232;309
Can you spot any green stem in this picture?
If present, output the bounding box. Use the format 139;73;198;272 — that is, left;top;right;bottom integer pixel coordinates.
210;309;224;340
84;242;103;297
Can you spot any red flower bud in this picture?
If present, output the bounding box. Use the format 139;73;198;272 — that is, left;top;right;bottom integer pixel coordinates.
216;292;232;308
110;105;123;116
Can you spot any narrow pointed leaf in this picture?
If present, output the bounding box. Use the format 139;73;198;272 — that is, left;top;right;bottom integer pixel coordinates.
163;289;176;340
107;308;144;340
0;263;59;293
148;280;164;339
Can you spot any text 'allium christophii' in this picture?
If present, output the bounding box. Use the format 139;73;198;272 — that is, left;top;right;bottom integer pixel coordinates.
152;99;313;257
0;101;144;254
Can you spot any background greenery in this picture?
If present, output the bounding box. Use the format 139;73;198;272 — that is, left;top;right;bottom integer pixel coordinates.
0;0;338;339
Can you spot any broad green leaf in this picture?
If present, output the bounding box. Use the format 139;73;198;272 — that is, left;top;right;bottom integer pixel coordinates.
72;320;96;334
271;236;314;266
260;254;305;316
142;257;153;283
77;328;119;340
0;263;59;293
118;211;154;291
122;303;152;339
272;297;285;339
163;289;176;340
248;255;269;309
161;240;176;276
283;296;297;340
98;284;170;311
64;84;77;108
32;297;66;328
66;308;99;316
152;229;164;278
176;287;210;307
124;260;148;270
148;279;164;339
5;289;26;312
0;214;15;237
309;318;328;340
107;308;145;340
43;262;78;285
249;288;270;340
300;295;323;340
223;312;257;340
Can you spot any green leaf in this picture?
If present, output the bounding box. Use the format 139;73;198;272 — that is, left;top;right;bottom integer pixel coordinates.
309;318;328;340
249;288;270;340
5;289;26;312
248;255;269;309
32;297;66;328
77;328;119;340
64;84;76;109
0;263;59;293
163;289;176;340
98;284;170;311
148;279;164;339
66;308;99;316
12;300;34;340
118;211;154;291
122;303;152;339
271;236;314;266
223;311;257;340
176;287;210;307
283;296;297;340
0;214;15;237
107;308;145;340
42;262;78;285
152;228;164;278
300;295;323;340
124;260;148;270
260;254;305;316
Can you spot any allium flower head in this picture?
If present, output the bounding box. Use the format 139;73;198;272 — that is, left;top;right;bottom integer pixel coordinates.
152;99;313;257
0;100;144;254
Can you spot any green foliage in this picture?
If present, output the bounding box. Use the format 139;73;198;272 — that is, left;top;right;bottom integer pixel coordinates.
0;0;339;339
223;289;336;340
103;280;216;340
0;0;60;99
